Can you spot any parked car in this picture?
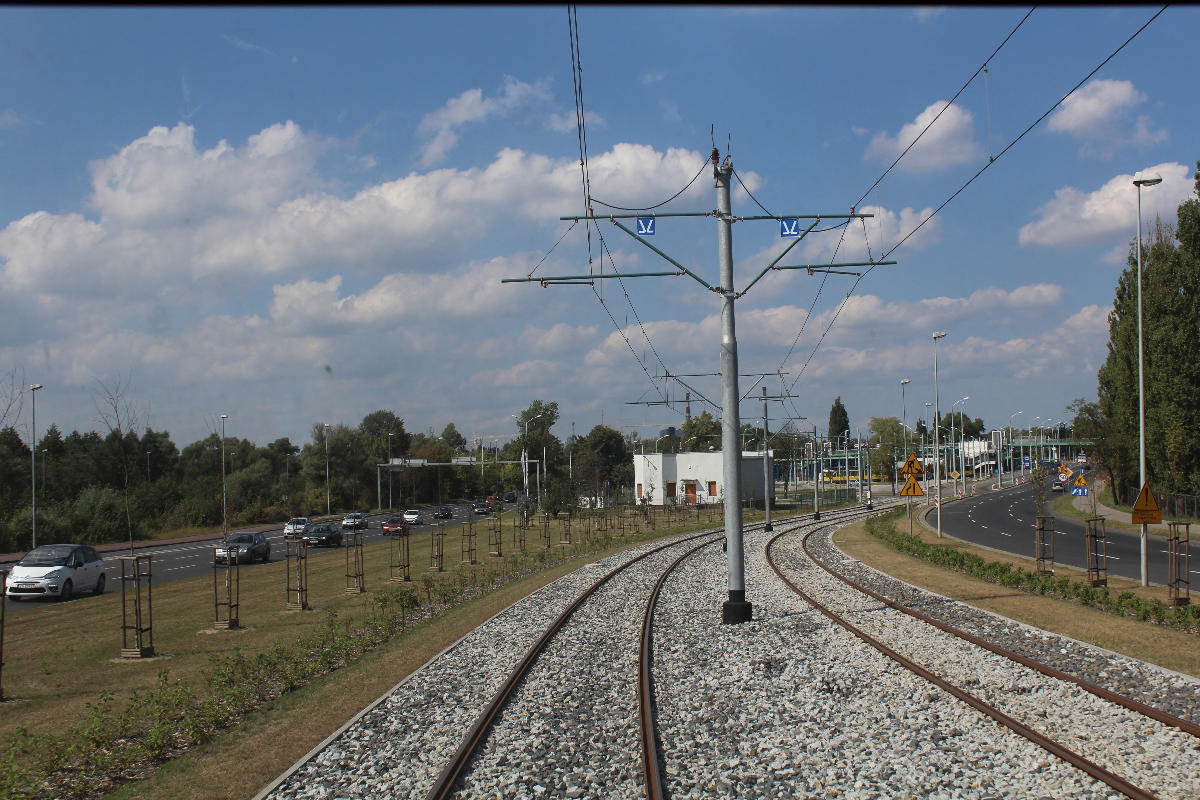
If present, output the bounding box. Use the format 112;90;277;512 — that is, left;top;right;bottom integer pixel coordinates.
402;509;421;525
284;517;311;537
342;512;367;530
434;506;453;520
382;516;408;535
215;531;270;564
5;544;106;601
303;522;342;547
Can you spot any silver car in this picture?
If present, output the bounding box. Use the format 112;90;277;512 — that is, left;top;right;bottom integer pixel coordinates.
5;544;106;601
214;531;271;564
284;517;311;537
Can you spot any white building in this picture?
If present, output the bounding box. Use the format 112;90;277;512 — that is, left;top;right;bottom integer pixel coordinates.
633;451;774;506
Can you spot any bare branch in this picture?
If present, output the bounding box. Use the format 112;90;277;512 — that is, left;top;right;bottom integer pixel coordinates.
0;367;27;431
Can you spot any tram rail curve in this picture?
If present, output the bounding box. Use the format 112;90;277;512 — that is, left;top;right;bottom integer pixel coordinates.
764;516;1192;800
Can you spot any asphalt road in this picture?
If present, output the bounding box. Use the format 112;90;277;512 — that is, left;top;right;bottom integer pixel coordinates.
3;502;507;613
928;482;1200;586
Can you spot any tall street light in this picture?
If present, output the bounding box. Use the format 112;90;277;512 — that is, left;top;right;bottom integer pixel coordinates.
900;378;911;459
924;401;933;495
1006;410;1023;486
952;396;969;497
1133;170;1161;587
512;411;545;499
932;332;947;537
30;383;43;550
220;414;229;544
323;423;332;516
387;432;396;510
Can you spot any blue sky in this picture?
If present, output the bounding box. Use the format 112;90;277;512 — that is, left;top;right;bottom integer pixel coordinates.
1;6;1196;451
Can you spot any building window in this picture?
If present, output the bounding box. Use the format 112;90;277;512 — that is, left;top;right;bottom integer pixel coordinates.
708;481;717;497
637;483;643;498
666;482;676;498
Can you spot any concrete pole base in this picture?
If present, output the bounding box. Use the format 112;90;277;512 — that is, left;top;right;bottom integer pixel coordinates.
722;590;753;624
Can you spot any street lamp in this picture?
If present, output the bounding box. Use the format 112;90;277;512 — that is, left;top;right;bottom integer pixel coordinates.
1006;410;1023;486
145;450;152;482
512;412;545;501
952;396;969;497
30;383;43;550
924;401;933;495
900;378;911;458
932;332;947;537
387;432;396;510
219;415;228;543
323;423;332;516
1133;169;1162;587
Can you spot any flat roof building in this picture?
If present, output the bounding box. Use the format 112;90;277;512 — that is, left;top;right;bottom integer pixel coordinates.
633;451;774;507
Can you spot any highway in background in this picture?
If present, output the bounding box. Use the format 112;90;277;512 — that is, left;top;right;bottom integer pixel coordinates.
930;482;1200;586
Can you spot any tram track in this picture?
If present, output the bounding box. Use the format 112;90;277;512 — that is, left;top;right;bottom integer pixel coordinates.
764;515;1198;800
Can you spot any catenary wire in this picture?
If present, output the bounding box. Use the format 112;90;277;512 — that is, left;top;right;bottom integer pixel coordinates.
590;158;711;212
527;220;578;278
881;4;1166;261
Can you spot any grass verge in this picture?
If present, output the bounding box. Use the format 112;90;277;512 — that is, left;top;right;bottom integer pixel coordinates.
0;504;737;799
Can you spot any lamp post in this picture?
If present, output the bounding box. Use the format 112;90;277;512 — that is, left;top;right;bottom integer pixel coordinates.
1134;169;1163;586
1008;410;1027;484
387;432;396;510
932;332;947;537
952;396;969;497
145;450;151;482
900;378;911;460
29;383;43;549
923;401;933;495
219;414;228;544
323;423;331;516
512;412;545;500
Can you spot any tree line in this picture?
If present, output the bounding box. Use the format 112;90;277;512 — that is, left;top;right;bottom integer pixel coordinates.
0;398;636;552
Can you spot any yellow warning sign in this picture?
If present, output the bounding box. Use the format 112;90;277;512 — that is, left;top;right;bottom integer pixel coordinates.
1073;473;1087;488
901;454;922;477
899;475;925;497
1131;482;1162;525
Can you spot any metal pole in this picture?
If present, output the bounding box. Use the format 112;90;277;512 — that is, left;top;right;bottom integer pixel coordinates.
30;384;41;550
900;378;910;458
389;434;394;510
324;423;331;516
716;158;750;624
762;386;772;532
933;332;946;538
813;426;820;520
1136;180;1149;586
220;414;228;544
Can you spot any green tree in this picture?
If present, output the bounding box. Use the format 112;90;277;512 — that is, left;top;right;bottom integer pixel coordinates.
681;410;721;451
1096;160;1200;501
827;397;850;442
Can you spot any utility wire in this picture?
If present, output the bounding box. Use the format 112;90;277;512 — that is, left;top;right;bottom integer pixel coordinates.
527;219;578;278
854;6;1036;210
591;158;711;212
881;4;1166;260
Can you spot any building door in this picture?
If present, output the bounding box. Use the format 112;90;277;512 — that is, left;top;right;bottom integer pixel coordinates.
686;482;697;504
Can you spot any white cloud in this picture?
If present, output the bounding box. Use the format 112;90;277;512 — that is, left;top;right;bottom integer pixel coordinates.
914;7;946;23
546;110;604;133
641;72;665;84
863;101;980;172
1047;79;1166;159
222;34;276;57
1018;162;1193;248
802;204;942;261
0;109;26;130
417;76;551;166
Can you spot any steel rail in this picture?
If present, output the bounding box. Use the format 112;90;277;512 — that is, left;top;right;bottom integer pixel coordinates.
638;536;726;800
803;523;1200;740
424;526;724;800
764;521;1159;800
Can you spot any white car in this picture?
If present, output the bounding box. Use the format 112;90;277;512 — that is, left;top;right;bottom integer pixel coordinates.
402;509;421;525
284;517;311;537
5;544;106;601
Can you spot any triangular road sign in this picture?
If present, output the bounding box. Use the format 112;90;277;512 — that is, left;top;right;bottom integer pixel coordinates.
899;475;925;497
1072;473;1087;488
901;453;922;477
1131;482;1162;525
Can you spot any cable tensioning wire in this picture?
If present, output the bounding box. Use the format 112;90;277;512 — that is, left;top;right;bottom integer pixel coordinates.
595;226;674;383
590;282;670;406
527;220;578;278
590;158;711;212
880;4;1166;261
853;6;1036;211
568;6;596;275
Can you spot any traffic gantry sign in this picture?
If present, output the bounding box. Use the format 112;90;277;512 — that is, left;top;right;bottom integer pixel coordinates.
1131;482;1162;525
899;475;925;497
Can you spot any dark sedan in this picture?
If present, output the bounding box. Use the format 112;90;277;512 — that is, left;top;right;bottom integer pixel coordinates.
215;531;270;564
303;522;343;547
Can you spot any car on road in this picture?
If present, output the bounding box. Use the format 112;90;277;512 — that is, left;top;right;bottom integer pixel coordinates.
5;544;106;601
284;517;311;537
215;531;270;564
1051;480;1065;492
382;516;408;535
341;512;368;530
472;501;490;516
434;506;453;520
402;509;422;525
503;491;516;503
303;522;342;547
